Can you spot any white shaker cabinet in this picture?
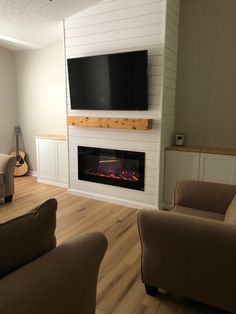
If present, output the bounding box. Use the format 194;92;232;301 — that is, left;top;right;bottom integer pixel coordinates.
164;146;236;208
36;136;68;187
164;150;200;208
199;153;236;184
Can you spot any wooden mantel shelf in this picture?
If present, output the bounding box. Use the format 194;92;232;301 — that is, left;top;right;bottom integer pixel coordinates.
67;116;152;130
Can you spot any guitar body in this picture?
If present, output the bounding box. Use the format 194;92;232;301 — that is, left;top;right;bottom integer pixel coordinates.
10;126;29;177
9;151;28;176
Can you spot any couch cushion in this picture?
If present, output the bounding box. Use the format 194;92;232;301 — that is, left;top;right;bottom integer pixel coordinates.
171;206;225;221
0;198;57;278
224;195;236;224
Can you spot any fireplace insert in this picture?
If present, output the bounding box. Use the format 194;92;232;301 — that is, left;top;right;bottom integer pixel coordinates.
78;146;145;191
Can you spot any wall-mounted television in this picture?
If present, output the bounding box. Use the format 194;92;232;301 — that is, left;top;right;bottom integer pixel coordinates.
67;50;148;111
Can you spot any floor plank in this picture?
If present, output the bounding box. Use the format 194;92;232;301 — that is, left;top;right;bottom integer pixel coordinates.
0;176;229;314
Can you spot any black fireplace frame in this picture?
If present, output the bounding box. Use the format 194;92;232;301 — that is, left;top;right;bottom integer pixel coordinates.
78;146;145;191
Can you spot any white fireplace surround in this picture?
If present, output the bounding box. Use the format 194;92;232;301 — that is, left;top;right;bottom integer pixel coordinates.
64;0;179;209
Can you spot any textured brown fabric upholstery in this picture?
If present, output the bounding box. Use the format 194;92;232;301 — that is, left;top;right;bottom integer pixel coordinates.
0;232;107;314
172;205;224;221
174;180;236;214
0;154;15;202
224;195;236;224
0;198;57;278
138;180;236;313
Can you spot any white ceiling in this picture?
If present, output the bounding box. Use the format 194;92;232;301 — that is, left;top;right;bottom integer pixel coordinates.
0;0;102;51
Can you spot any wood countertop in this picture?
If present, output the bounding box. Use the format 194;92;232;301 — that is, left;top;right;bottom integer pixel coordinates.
166;145;236;156
35;135;67;141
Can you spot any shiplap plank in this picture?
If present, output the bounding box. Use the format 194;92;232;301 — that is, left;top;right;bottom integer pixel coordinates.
66;4;164;29
67;108;161;119
69;0;164;19
69;136;160;152
165;37;178;54
164;78;177;89
164;48;177;63
167;0;180;16
162;105;175;116
164;68;177;80
68;128;161;142
66;25;162;47
66;14;163;40
166;28;178;45
165;57;177;72
163;87;176;98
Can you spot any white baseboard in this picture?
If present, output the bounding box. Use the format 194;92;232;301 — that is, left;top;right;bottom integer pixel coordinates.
37;178;68;188
68;188;158;210
160;202;172;210
27;170;38;177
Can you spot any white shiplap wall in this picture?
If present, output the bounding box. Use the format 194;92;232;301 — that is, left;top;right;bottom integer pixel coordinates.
159;0;180;207
64;0;167;209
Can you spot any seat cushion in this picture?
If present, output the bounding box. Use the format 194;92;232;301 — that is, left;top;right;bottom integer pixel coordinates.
0;198;57;278
171;205;225;221
224;195;236;224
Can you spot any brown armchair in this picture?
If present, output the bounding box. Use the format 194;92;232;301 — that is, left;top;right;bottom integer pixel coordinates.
0;154;15;203
0;198;107;314
138;180;236;313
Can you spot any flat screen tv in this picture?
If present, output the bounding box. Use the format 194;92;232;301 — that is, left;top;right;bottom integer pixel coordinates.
67;50;148;110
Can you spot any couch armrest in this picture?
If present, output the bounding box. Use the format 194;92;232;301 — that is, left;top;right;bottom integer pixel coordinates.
138;209;236;313
174;180;236;214
0;154;15;196
0;232;107;314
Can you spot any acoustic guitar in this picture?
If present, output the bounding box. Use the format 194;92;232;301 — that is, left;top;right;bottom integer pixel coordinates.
10;126;28;177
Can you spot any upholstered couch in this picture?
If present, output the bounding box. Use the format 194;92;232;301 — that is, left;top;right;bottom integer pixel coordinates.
0;198;107;314
138;180;236;313
0;154;15;203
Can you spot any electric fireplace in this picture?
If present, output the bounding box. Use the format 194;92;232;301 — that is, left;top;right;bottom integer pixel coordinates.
78;146;145;191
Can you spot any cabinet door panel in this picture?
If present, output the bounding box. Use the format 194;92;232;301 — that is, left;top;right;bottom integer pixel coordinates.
37;140;56;180
164;151;200;208
199;154;236;184
57;142;68;183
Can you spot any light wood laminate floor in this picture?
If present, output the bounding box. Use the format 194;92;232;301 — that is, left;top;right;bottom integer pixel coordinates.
0;176;228;314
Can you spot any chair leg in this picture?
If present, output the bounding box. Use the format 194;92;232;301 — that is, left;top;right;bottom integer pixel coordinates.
145;284;158;296
4;195;13;203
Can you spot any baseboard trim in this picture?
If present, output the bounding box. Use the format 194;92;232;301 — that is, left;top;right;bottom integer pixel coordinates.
27;170;38;177
38;178;68;188
68;188;158;209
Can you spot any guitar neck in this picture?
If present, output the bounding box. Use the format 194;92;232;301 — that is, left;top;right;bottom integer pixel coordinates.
16;133;19;157
14;126;21;158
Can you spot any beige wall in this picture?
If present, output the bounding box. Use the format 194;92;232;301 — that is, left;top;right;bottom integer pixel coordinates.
0;47;17;153
14;41;67;171
174;0;236;148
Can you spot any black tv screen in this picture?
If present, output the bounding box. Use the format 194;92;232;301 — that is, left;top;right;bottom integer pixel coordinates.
67;50;148;110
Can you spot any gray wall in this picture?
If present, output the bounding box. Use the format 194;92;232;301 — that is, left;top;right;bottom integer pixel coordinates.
0;47;17;153
14;41;67;171
174;0;236;148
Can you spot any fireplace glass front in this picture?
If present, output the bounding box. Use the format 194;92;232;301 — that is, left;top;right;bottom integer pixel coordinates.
78;146;145;191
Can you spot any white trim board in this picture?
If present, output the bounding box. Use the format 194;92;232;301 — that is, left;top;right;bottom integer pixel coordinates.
37;178;68;189
68;188;158;210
